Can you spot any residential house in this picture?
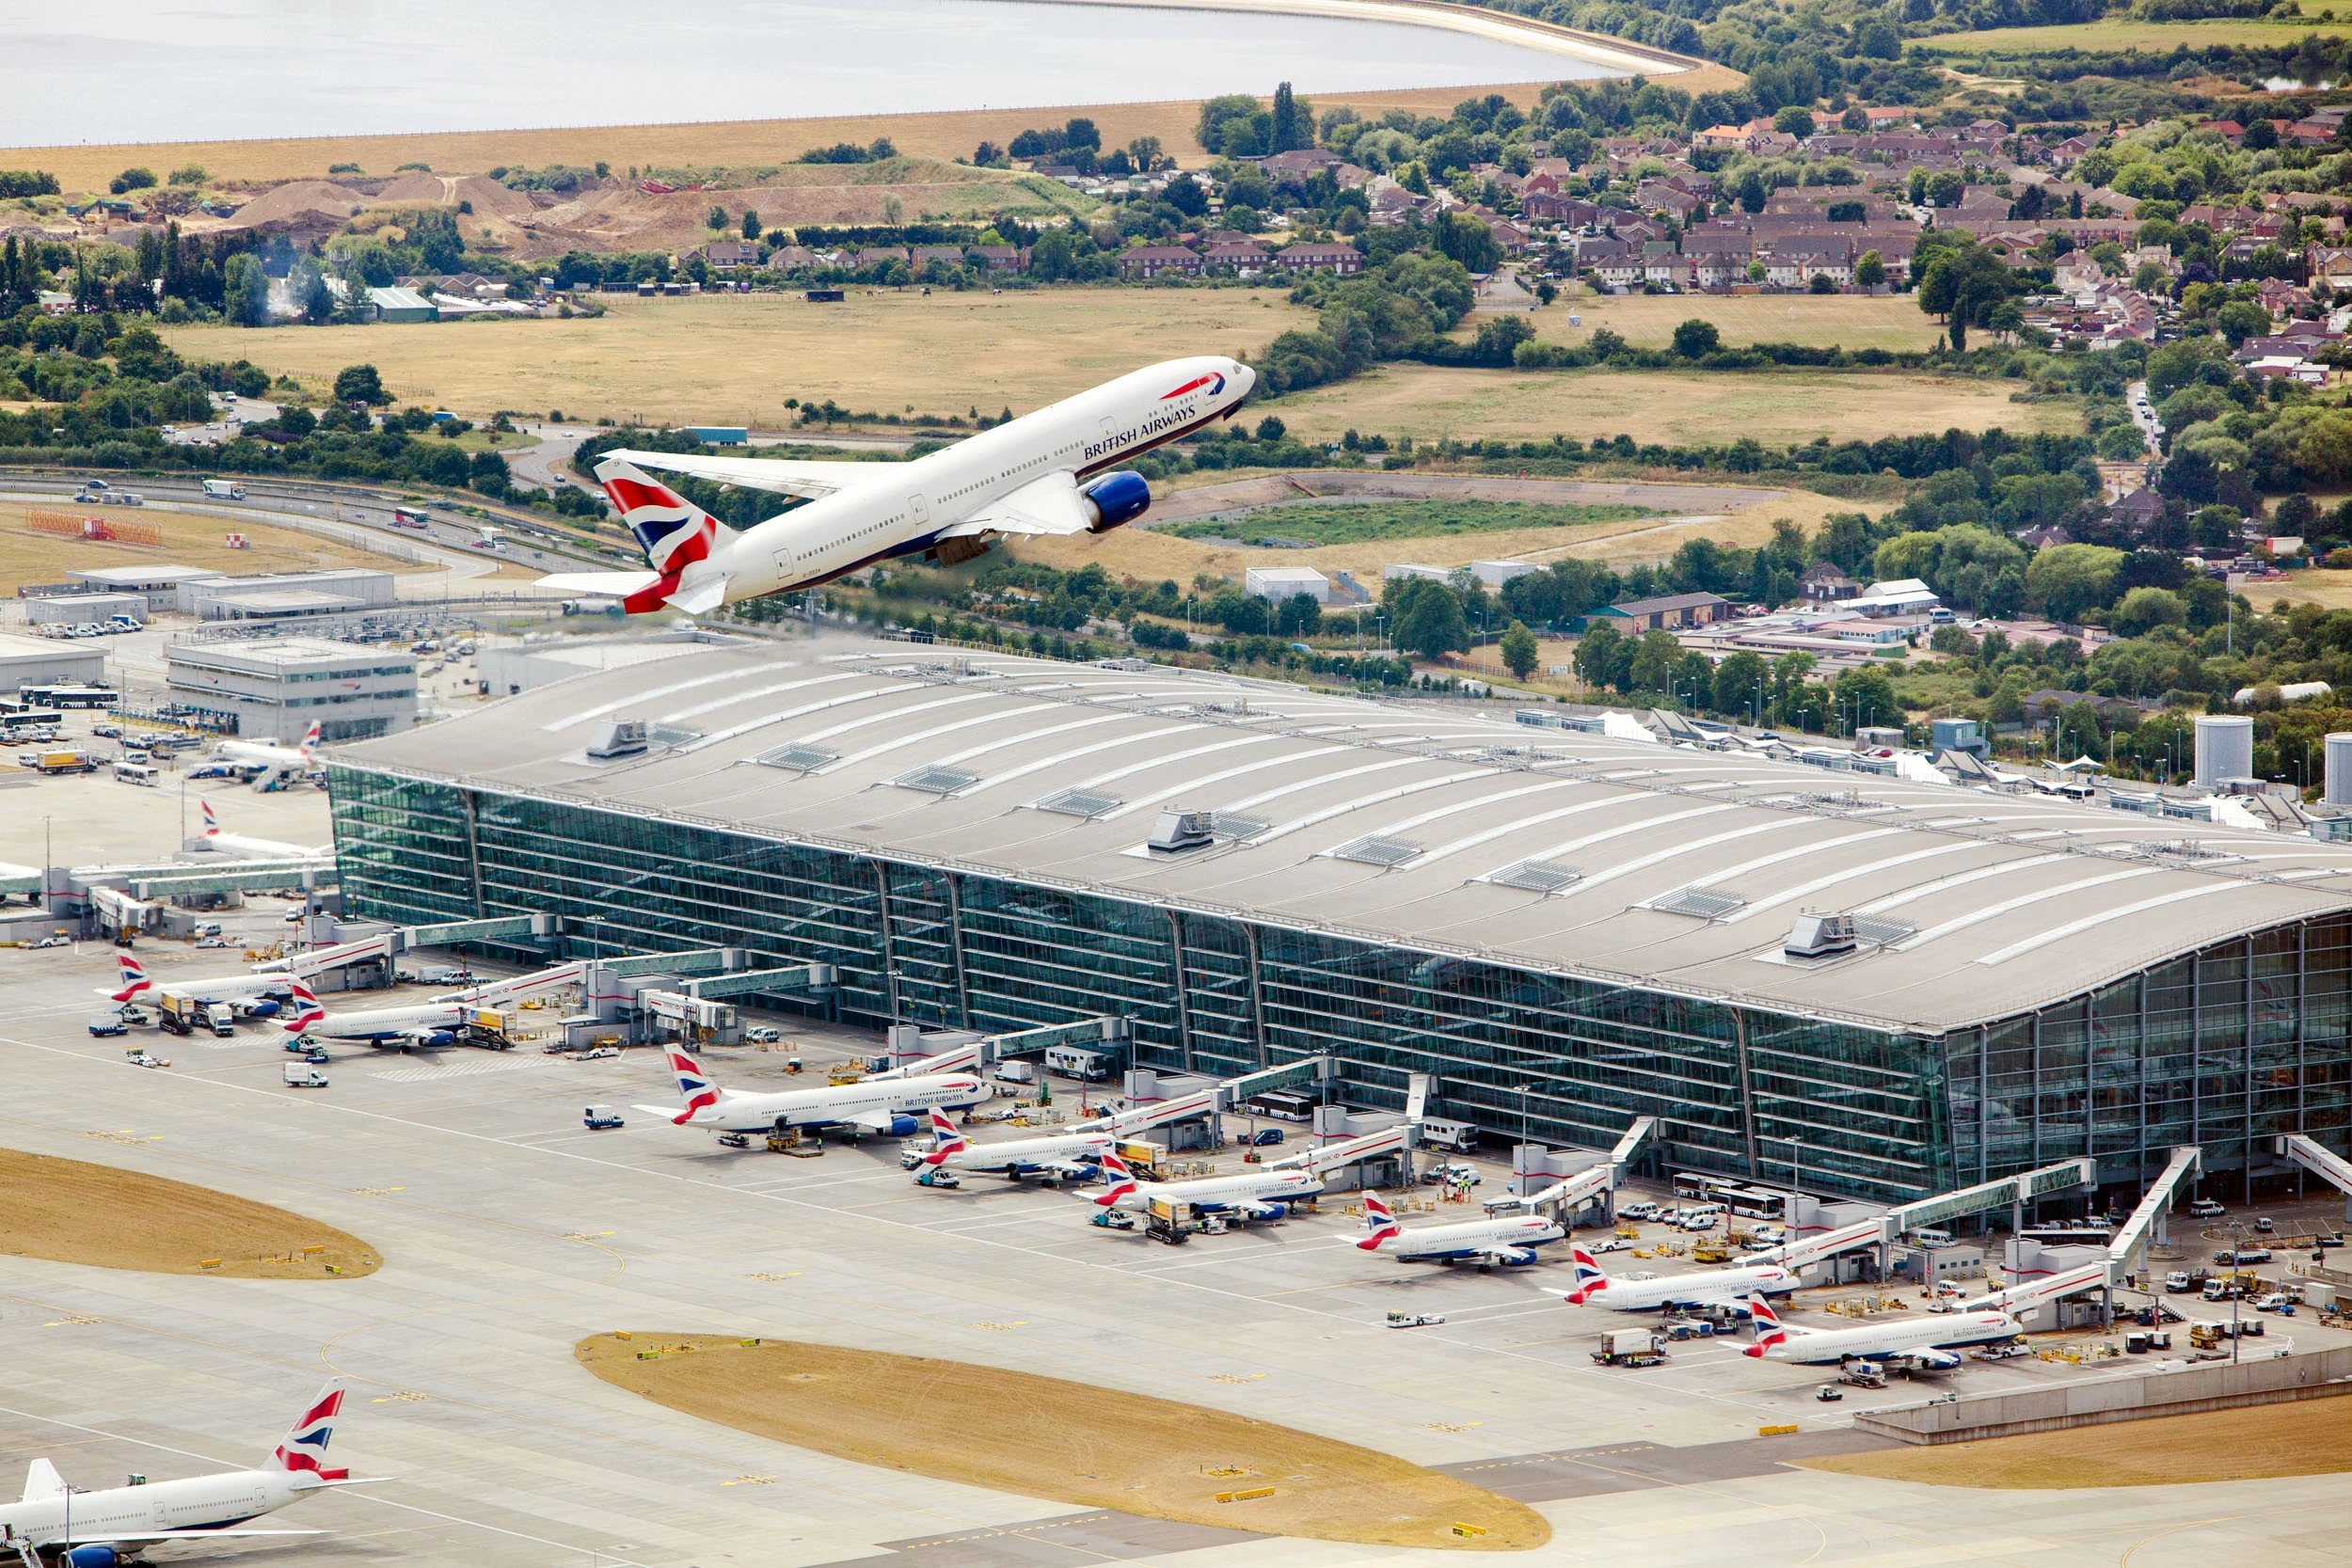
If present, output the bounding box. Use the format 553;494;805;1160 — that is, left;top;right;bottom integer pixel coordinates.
1120;244;1202;278
2309;245;2352;291
1800;563;1860;603
1521;191;1597;225
698;240;761;270
2016;525;2074;550
1642;240;1688;288
966;244;1025;271
1486;218;1532;255
911;244;966;269
1202;240;1271;275
1258;148;1344;179
852;246;909;269
1276;242;1363;274
2107;485;2163;531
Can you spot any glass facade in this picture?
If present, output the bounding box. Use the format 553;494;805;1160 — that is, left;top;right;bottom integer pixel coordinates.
331;767;2352;1205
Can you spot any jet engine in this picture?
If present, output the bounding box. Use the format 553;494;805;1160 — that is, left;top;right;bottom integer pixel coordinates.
880;1113;921;1138
65;1547;122;1568
1080;471;1152;534
420;1030;456;1049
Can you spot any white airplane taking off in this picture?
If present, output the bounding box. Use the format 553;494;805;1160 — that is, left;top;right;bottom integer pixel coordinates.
914;1108;1113;1180
641;1051;989;1138
210;721;320;791
1549;1243;1796;1313
1358;1192;1565;1266
0;1382;383;1566
537;356;1254;615
1092;1150;1320;1219
200;798;329;861
1743;1295;2020;1368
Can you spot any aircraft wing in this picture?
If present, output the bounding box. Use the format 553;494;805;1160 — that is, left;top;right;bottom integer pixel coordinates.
1040;1157;1104;1178
606;448;882;500
534;570;662;595
943;470;1094;538
849;1108;901;1132
1476;1246;1539;1266
1892;1346;1963;1370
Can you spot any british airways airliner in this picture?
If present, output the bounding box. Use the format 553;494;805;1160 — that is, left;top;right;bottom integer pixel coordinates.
537;356;1254;614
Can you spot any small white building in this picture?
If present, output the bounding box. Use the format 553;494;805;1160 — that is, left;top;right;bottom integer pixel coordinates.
180;568;397;621
166;636;418;743
26;593;148;626
1845;578;1942;617
1245;566;1331;605
66;564;225;611
0;632;107;690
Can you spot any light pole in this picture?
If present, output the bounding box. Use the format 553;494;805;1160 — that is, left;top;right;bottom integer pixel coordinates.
1515;1082;1533;1193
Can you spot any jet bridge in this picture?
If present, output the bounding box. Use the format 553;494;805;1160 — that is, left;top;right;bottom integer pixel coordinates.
129;862;337;898
685;963;838;1000
2107;1145;2201;1277
1489;1117;1659;1225
2275;1133;2352;1219
1756;1157;2098;1279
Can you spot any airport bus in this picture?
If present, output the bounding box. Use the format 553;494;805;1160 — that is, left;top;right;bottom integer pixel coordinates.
0;708;66;736
112;761;159;786
1672;1172;1789;1220
390;507;431;530
17;684;119;709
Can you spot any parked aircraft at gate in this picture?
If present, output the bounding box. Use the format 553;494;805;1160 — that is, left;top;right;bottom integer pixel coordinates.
1092;1150;1319;1218
640;1051;989;1137
1549;1243;1796;1311
1743;1295;2021;1367
1359;1192;1565;1265
915;1109;1112;1180
537;356;1253;614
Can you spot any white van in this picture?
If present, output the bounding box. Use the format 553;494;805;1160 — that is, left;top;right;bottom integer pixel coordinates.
1910;1227;1955;1248
281;1062;328;1088
201;479;246;499
1042;1045;1109;1081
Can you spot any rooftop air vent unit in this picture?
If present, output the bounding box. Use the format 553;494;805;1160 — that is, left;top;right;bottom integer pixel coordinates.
1331;833;1423;867
585;719;648;760
1037;786;1123;819
1148;807;1216;854
1786;912;1859;959
892;764;979;795
755;742;839;773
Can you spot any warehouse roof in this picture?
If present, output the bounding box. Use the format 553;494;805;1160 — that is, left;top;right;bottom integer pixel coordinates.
336;637;2352;1034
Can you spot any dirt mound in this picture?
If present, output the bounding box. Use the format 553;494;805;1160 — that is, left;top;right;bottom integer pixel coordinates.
1798;1395;2352;1488
220;179;368;230
0;1147;379;1279
579;1335;1545;1551
370;170;537;220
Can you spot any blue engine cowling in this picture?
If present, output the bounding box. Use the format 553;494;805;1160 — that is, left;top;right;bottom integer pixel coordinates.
1254;1202;1289;1221
881;1113;920;1138
246;999;281;1018
421;1030;456;1048
66;1546;122;1568
1080;471;1152;534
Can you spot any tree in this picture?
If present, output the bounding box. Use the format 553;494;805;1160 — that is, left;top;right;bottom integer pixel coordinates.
1434;211;1501;272
1712;649;1770;721
707;204;728;231
1271;83;1307;153
333;363;388;405
1772;106;1816;138
1853;248;1885;288
2026;542;2126;622
2215;299;2270;349
1915;240;2013;353
1572;623;1623;689
974;140;1005;166
741;209;762;240
1391;578;1470;660
1254;415;1285;441
222;251;268;326
2109;585;2187;637
1500;620;1539;681
1670;317;1721;358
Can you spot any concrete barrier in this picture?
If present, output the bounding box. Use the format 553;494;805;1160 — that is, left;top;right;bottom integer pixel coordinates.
1854;1345;2352;1445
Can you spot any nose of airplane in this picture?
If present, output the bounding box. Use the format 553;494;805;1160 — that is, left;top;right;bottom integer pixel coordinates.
1230;360;1256;397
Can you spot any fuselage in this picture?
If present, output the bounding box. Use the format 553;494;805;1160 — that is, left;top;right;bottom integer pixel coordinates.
1578;1262;1796;1311
1749;1309;2020;1364
706;356;1252;601
207;831;328;860
1383;1214;1565;1262
301;999;474;1045
1107;1166;1320;1213
938;1129;1114;1174
670;1073;988;1134
0;1467;311;1548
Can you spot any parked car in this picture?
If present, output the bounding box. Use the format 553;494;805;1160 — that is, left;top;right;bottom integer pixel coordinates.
566;1045;619;1062
196;936;231;949
744;1026;783;1044
1617;1201;1661;1222
1246;1127;1285;1146
2189;1198;2225;1218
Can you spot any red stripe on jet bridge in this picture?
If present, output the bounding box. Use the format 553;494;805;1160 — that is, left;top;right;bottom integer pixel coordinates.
605;476;691;513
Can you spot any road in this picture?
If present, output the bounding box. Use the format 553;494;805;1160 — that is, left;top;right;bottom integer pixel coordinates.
2127;378;2163;459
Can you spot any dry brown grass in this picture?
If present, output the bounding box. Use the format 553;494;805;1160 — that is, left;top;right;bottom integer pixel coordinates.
1263;364;2081;448
0;501;435;597
0;1148;379;1279
14;82;1612;194
1797;1394;2352;1488
578;1334;1546;1550
161;291;1318;431
1537;288;1946;353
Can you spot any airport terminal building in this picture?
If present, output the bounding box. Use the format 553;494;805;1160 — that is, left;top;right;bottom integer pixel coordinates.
328;637;2352;1204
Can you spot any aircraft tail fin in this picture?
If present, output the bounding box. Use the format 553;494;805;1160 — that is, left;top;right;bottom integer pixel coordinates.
267;1382;349;1481
922;1108;966;1164
667;1049;724;1124
284;981;326;1033
1563;1243;1608;1304
596;459;741;577
1357;1191;1401;1251
201;798;221;837
109;953;151;1003
1743;1296;1787;1356
1094;1150;1138;1206
22;1457;67;1502
297;721;321;765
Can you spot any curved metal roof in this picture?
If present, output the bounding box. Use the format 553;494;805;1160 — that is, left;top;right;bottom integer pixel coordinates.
341;636;2352;1034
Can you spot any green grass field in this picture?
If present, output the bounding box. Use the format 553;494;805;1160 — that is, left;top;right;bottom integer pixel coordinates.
1539;289;1945;353
1916;17;2352;52
1167;498;1651;546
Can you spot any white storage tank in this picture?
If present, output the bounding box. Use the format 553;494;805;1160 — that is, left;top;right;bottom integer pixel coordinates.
2327;732;2352;807
2194;714;2253;789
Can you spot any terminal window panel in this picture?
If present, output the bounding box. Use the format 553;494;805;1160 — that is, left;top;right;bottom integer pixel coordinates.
327;769;478;925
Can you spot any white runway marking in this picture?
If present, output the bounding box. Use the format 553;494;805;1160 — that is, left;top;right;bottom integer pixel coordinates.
373;1056;549;1084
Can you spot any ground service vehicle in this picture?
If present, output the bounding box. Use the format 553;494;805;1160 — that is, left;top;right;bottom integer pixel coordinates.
1592;1329;1666;1367
1043;1045;1109;1080
2215;1246;2273;1266
744;1026;782;1043
201;479;246;499
87;1015;126;1037
1418;1117;1478;1153
2190;1198;2226;1218
583;1106;625;1130
282;1062;328;1088
1244;1089;1314;1122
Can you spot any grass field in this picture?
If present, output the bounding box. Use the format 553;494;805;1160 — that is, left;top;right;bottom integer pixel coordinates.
1263;363;2079;448
0;1148;378;1279
1798;1395;2352;1487
160;291;1316;431
0;501;435;596
1168;498;1651;546
6;78;1680;194
1915;17;2352;52
1539;290;1947;353
577;1334;1546;1550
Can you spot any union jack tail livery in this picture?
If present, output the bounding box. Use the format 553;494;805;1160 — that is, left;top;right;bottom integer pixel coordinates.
922;1108;968;1164
1093;1149;1138;1206
284;981;326;1032
267;1383;349;1481
1744;1296;1786;1356
669;1049;723;1124
1358;1192;1402;1251
297;721;321;763
596;458;741;613
201;798;221;837
110;953;151;1002
1562;1243;1609;1304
